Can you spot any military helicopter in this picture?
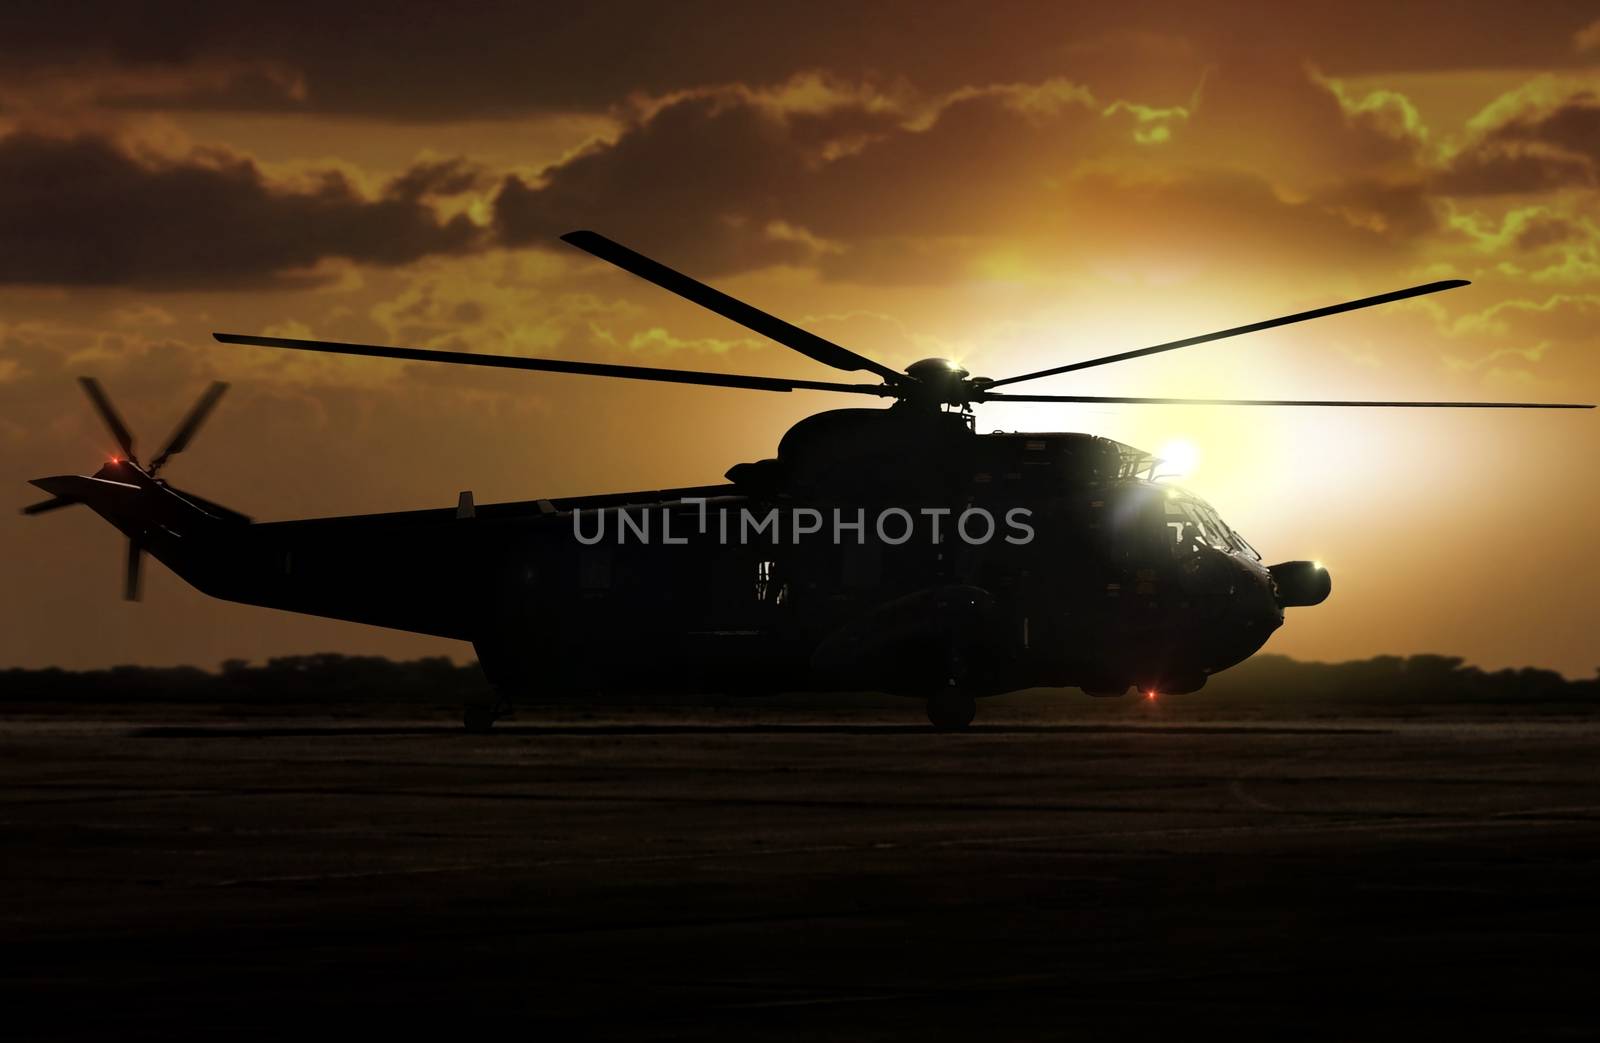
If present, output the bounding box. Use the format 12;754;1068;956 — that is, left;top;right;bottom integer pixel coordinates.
27;231;1594;730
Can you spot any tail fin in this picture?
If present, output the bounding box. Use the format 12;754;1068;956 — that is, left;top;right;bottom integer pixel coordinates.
29;467;248;600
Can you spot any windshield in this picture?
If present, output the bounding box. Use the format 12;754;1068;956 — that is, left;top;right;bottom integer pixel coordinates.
1163;492;1261;559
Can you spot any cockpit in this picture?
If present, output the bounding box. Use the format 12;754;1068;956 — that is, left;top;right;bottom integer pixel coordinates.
1162;489;1261;560
1106;482;1261;563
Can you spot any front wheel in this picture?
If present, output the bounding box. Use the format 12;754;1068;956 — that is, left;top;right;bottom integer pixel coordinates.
926;690;977;731
463;705;497;733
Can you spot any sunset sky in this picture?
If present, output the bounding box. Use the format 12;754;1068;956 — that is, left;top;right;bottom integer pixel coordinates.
2;1;1596;675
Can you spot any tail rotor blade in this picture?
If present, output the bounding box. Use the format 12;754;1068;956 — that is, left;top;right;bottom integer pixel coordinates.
149;382;228;475
124;538;143;602
22;496;76;515
78;377;137;462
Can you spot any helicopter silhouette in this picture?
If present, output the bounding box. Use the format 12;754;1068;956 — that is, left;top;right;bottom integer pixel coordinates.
27;231;1594;730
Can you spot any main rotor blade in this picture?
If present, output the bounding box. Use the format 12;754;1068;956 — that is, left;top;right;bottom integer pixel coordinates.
560;230;907;385
78;377;136;459
149;382;228;475
978;392;1595;408
22;495;76;515
212;333;894;398
985;280;1471;389
124;538;143;602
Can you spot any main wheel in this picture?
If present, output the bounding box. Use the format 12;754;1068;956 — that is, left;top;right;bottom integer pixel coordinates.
463;705;497;733
926;690;977;731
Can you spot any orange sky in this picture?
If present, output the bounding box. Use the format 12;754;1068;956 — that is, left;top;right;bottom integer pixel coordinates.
1;1;1596;674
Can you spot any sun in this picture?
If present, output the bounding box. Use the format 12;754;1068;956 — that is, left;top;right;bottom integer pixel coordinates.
1156;438;1200;479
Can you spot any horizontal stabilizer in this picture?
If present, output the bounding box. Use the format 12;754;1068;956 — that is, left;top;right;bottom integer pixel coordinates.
29;474;142;504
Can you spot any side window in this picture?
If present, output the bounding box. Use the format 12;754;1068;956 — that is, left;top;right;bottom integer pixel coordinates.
755;560;788;605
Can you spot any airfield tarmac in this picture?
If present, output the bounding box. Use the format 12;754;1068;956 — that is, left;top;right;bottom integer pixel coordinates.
3;706;1599;1040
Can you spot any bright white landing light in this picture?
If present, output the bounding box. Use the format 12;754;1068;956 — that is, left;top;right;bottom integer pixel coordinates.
1156;438;1199;478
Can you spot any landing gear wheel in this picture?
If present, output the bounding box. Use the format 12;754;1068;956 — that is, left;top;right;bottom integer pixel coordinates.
463;689;514;733
463;705;497;733
926;690;977;731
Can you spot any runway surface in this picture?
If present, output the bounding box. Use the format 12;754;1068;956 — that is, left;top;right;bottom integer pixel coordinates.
4;709;1599;1039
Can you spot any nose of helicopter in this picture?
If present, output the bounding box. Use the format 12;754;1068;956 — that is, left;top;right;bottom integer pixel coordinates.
1213;560;1286;670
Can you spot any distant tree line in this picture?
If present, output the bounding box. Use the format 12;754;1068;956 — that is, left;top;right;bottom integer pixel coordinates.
0;652;1594;711
1204;654;1598;709
0;655;489;705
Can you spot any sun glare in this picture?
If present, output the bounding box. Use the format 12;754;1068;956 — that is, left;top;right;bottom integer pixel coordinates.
1156;438;1199;478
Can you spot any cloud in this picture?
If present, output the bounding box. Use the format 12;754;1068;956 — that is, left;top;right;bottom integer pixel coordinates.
1425;290;1599;393
1576;18;1600;53
1438;88;1600;194
491;107;811;276
1435;202;1600;283
384;157;491;202
1450;292;1600;343
489;61;1443;286
491;78;918;275
1513;215;1580;251
1486;89;1600;158
0;58;310;115
1182;55;1429;189
0;3;1592;122
0;57;1498;296
0;132;485;288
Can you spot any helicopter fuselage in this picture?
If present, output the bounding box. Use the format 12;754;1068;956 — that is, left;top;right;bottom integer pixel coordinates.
51;408;1310;707
470;417;1293;701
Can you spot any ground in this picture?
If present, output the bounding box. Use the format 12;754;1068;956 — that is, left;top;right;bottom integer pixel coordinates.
3;704;1598;1039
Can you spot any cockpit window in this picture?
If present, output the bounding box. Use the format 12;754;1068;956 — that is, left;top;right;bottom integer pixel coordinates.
1164;499;1217;550
1227;526;1263;561
1164;493;1261;559
1114;486;1260;562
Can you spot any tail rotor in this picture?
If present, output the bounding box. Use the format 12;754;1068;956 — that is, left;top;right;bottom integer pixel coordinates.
148;381;228;476
22;378;229;600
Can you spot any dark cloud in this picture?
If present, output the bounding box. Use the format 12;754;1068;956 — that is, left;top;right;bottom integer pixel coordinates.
1514;215;1579;251
491;93;828;274
1488;90;1600;157
1;2;1598;119
491;81;1138;278
385;157;489;201
1036;167;1440;276
100;64;309;113
490;66;1438;285
798;87;1111;241
1437;91;1600;194
0;134;483;288
1438;147;1595;195
1181;52;1427;188
1314;178;1439;242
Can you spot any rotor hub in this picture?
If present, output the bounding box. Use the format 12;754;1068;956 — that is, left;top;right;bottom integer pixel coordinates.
903;358;982;406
